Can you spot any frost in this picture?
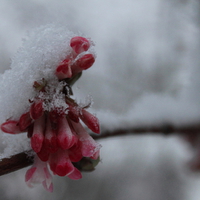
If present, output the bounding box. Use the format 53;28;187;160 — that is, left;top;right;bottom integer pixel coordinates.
0;133;30;160
38;80;69;114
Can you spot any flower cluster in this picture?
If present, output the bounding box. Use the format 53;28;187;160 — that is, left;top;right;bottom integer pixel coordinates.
0;36;101;192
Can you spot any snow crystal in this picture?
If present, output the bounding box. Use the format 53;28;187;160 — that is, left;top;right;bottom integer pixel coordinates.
38;80;69;113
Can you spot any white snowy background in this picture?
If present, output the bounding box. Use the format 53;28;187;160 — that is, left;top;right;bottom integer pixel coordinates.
0;0;200;199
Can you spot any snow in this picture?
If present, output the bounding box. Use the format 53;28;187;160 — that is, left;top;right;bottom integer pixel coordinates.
0;25;76;123
0;0;200;199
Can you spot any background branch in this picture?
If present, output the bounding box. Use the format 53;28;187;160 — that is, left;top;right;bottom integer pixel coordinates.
92;123;200;139
0;123;199;176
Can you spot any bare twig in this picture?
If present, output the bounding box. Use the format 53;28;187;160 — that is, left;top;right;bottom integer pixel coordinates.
0;150;33;176
0;123;199;176
92;123;200;139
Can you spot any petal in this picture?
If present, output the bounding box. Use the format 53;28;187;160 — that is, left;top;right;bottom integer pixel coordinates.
49;149;74;176
67;104;79;123
68;141;83;162
90;149;100;160
19;112;32;131
44;116;58;153
74;54;95;70
25;167;37;183
31;133;44;153
57;116;76;150
67;167;82;180
70;36;90;54
30;100;44;120
42;181;53;193
44;136;58;154
71;54;95;76
25;156;53;191
31;115;45;153
42;166;54;192
1;120;21;134
55;59;72;80
80;109;100;134
37;144;50;162
71;121;101;158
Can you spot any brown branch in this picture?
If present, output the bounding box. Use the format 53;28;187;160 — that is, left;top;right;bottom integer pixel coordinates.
0;123;200;176
0;150;33;176
92;123;200;139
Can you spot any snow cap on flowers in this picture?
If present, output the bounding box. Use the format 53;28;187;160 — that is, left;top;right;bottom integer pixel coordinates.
0;24;95;124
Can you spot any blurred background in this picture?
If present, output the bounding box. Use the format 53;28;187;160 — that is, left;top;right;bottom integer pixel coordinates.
0;0;200;199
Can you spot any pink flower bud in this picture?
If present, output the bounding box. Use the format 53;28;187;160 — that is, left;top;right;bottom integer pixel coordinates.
37;144;50;162
90;149;100;160
30;100;44;120
80;109;100;134
68;141;83;162
71;54;95;76
19;112;32;131
70;36;90;54
25;167;37;185
67;104;79;123
49;149;74;176
71;121;101;158
31;115;45;153
1;120;21;134
25;155;53;192
55;59;72;80
57;116;76;150
67;167;82;180
75;54;95;70
43;116;58;153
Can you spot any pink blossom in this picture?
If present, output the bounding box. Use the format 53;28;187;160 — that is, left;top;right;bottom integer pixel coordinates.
49;149;75;176
71;121;101;158
55;59;72;80
43;116;58;153
0;35;101;192
25;155;53;192
67;167;82;180
79;109;100;134
31;115;45;153
30;100;44;120
19;112;32;131
1;120;21;134
57;116;76;150
70;36;90;54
